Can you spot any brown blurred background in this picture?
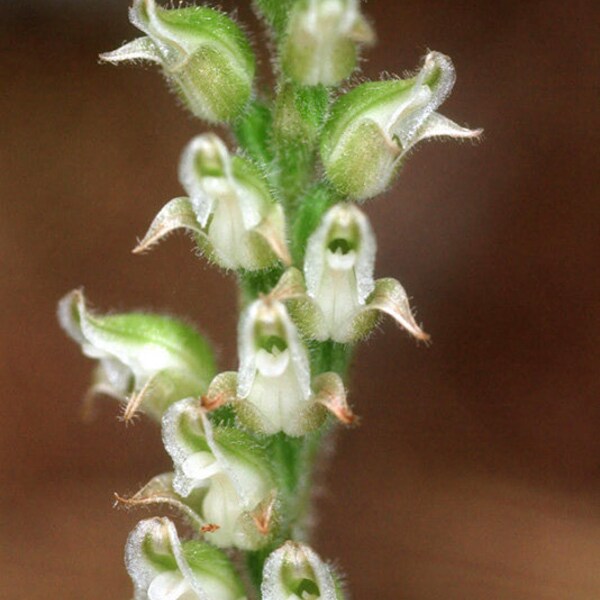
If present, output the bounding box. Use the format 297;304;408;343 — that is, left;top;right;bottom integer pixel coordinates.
1;0;598;598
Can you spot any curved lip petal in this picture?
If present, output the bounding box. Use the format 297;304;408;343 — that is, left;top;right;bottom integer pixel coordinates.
393;51;456;150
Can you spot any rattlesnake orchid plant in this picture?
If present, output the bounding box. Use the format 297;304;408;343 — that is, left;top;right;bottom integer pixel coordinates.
58;1;480;597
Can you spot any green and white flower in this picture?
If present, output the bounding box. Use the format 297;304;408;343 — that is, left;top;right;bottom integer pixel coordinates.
134;134;289;271
57;290;216;422
162;398;276;549
203;291;355;436
125;517;246;600
281;0;374;86
100;0;255;123
320;51;482;200
261;541;344;600
300;203;429;343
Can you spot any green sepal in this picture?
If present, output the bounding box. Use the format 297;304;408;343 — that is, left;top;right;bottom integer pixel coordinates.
182;540;245;590
280;0;374;86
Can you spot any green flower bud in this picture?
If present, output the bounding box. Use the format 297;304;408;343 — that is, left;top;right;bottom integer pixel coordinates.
125;517;246;600
262;541;345;600
162;398;276;549
134;134;290;271
57;290;216;422
100;0;255;123
304;203;429;342
320;51;482;200
281;0;374;86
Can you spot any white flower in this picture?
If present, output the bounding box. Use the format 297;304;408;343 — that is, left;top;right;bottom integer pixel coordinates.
134;134;289;271
162;398;275;549
320;51;482;200
57;289;215;421
304;203;375;342
125;517;246;600
295;204;430;343
202;287;356;435
237;297;314;435
100;0;255;122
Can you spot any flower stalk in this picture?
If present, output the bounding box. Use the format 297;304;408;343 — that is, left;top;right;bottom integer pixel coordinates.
60;1;480;597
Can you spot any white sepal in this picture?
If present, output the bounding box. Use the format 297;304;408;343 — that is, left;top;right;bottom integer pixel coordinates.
261;541;340;600
357;277;430;342
99;36;162;64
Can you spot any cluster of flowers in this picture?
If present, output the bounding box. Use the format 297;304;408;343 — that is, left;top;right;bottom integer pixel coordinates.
59;1;479;598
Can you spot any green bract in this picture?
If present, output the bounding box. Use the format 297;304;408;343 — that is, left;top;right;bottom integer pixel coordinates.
280;0;374;86
134;133;290;271
100;0;255;123
126;517;246;600
58;290;216;421
320;51;482;200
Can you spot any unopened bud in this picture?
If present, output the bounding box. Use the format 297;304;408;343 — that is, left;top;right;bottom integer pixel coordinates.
281;0;374;86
